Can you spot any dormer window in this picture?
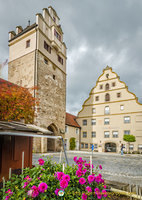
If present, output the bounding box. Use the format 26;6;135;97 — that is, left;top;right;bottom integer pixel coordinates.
105;83;109;91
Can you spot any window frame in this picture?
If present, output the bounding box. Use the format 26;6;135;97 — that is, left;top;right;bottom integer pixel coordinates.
105;106;110;114
26;39;30;48
112;131;118;138
83;119;87;126
104;131;110;138
124;130;130;135
91;131;96;138
83;132;87;138
91;119;96;125
124;116;130;123
104;118;109;125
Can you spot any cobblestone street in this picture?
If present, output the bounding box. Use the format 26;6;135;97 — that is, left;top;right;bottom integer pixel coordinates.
33;151;142;186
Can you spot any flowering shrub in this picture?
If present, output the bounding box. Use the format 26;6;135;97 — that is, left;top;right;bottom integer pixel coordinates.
0;157;107;199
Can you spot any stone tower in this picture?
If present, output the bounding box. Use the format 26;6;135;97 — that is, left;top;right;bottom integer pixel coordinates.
8;7;67;152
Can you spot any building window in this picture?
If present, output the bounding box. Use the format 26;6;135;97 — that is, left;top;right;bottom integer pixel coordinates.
104;118;109;125
81;143;84;148
65;125;68;133
129;144;134;150
94;144;98;149
91;132;96;138
105;83;109;90
58;55;63;65
100;85;103;89
120;105;124;110
95;96;99;101
106;74;109;78
92;108;96;114
112;82;115;87
44;58;48;64
54;29;61;41
76;128;79;134
104;131;110;138
105;93;110;101
91;119;96;125
124;130;130;135
112;131;118;138
83;120;87;126
26;40;30;48
124;116;130;123
53;75;56;80
85;143;88;149
83;132;87;138
105;106;110;114
117;93;121;98
90;143;93;149
138;145;142;150
44;41;51;53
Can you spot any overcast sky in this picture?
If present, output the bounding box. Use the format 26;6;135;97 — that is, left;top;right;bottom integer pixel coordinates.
0;0;142;115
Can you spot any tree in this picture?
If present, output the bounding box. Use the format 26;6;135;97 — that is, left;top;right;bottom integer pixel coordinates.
0;79;38;123
123;135;136;153
69;137;76;150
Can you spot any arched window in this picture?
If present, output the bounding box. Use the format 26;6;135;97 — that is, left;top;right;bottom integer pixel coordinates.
105;83;109;90
105;106;110;114
105;93;110;101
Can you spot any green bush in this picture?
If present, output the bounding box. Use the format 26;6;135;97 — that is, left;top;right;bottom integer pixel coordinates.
69;137;76;150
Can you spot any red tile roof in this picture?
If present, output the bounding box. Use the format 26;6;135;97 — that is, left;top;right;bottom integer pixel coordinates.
66;113;81;128
0;78;19;87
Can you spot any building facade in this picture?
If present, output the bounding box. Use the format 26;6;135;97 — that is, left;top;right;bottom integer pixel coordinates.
8;7;67;152
77;66;142;153
65;113;81;150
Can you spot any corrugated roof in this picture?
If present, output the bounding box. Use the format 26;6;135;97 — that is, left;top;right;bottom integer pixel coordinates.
66;113;81;128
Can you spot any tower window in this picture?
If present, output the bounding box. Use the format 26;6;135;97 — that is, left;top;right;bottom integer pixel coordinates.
112;82;116;87
105;93;110;101
105;83;109;90
53;75;56;80
26;40;30;48
54;29;61;41
117;93;121;98
95;96;99;101
44;41;51;53
58;55;63;65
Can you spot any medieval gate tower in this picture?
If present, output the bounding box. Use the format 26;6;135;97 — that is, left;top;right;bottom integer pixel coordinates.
8;7;67;152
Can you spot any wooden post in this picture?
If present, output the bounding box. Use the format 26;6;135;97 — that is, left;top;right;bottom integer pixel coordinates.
90;155;92;174
9;168;11;179
22;151;24;174
2;177;5;188
59;150;62;163
63;163;65;173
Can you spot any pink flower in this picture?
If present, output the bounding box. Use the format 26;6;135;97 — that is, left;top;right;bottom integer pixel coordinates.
76;169;82;177
99;165;102;170
102;189;107;197
62;174;70;182
38;182;48;193
5;189;13;196
22;181;29;188
28;186;39;198
103;185;107;189
78;164;83;169
60;179;68;188
79;177;86;185
38;158;45;166
86;186;92;192
24;175;32;182
73;156;77;162
82;168;87;174
55;188;60;196
82;193;87;200
94;188;99;192
5;196;10;200
97;193;102;199
31;186;39;197
88;175;95;183
56;172;65;181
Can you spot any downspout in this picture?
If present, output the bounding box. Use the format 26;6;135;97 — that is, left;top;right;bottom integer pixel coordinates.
34;26;38;98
